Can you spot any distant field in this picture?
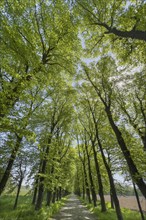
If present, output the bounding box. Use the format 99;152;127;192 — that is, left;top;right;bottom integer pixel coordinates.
103;195;146;212
4;185;30;196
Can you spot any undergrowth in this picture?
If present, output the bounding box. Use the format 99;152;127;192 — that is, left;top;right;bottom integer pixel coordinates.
0;195;67;220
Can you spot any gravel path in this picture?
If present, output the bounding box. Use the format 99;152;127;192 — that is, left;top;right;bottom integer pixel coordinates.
49;194;98;220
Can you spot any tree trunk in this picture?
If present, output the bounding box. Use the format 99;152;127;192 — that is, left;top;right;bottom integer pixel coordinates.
82;163;91;203
0;136;22;195
76;170;81;197
32;181;38;205
82;183;85;200
32;178;39;205
91;140;106;211
58;187;62;200
96;133;123;220
85;142;97;207
32;161;43;205
35;176;45;210
52;187;56;203
110;189;115;209
13;177;23;209
56;188;59;201
35;136;52;210
133;182;145;220
105;106;146;198
35;147;49;210
46;190;52;206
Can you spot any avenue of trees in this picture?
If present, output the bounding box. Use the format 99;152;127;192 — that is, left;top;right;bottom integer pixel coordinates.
0;1;146;220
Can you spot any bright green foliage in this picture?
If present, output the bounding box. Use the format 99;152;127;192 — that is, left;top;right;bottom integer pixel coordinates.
0;0;80;121
75;0;146;63
0;0;145;218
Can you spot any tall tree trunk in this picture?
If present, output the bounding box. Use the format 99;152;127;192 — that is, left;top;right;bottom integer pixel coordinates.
96;133;123;220
110;188;115;209
13;177;23;209
82;162;91;203
32;177;39;205
58;187;62;200
35;176;45;210
82;183;85;200
133;182;145;220
85;142;97;207
76;169;81;197
105;106;146;198
46;190;52;206
35;136;52;210
0;136;22;195
32;160;43;205
52;187;56;203
56;188;59;201
91;140;106;211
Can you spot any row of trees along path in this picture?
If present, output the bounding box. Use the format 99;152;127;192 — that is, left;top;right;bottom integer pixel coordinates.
0;1;146;220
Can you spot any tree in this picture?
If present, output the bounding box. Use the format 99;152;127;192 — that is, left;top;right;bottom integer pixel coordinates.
77;0;146;41
75;92;107;211
115;69;146;151
0;86;46;195
73;0;146;65
82;56;146;198
76;132;92;204
34;78;76;210
0;0;80;119
12;153;27;209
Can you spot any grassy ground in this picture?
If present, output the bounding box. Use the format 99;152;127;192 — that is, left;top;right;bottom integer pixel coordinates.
0;194;67;220
80;198;146;220
0;194;145;220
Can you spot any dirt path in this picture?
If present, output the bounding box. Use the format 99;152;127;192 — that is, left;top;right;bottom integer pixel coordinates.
49;194;98;220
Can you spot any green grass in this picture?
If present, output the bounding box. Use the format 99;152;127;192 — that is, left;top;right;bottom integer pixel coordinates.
0;194;67;220
1;194;145;220
80;198;146;220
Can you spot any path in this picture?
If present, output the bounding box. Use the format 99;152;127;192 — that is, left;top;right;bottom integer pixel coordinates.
49;194;98;220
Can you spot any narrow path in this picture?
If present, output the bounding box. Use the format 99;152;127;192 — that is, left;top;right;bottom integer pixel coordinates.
49;194;97;220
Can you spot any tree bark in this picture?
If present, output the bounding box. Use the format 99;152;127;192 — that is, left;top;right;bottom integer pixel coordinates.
85;141;97;207
58;187;62;200
32;177;39;205
109;27;146;41
32;182;38;205
46;190;52;206
82;183;85;200
56;188;59;201
32;161;43;205
91;140;106;211
96;133;123;220
13;177;23;209
82;162;91;203
110;188;115;209
52;187;56;203
0;136;22;195
76;169;81;197
133;182;145;220
35;136;52;210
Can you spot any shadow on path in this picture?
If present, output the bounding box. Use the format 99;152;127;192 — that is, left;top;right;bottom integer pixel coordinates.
49;194;97;220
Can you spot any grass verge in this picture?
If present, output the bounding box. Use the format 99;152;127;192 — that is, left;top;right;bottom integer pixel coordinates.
79;198;146;220
0;194;68;220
